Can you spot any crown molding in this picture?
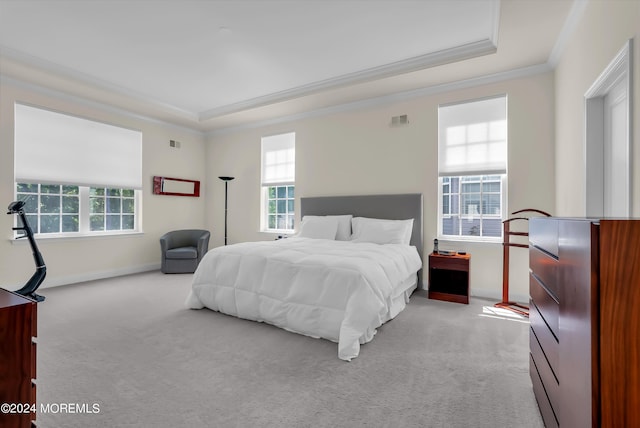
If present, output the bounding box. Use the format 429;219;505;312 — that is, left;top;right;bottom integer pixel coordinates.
199;38;498;121
207;62;552;136
0;45;199;122
2;36;497;125
3;60;552;139
0;74;205;136
548;0;589;68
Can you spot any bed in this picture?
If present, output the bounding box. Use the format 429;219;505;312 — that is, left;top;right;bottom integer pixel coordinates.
186;194;423;361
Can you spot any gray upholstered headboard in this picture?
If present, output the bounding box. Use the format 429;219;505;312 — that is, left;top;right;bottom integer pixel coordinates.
300;193;424;263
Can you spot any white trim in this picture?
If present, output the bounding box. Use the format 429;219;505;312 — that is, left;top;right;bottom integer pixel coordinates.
585;39;632;98
489;0;501;48
3;56;551;138
548;0;590;67
41;263;160;289
209;63;551;136
436;175;507;242
2;34;497;124
9;231;145;243
0;46;198;121
3;54;554;138
0;75;205;137
200;39;498;121
584;39;633;217
471;288;529;306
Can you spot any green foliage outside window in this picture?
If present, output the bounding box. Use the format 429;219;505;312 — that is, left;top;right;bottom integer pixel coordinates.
15;183;135;235
90;187;135;232
267;185;294;230
16;183;80;234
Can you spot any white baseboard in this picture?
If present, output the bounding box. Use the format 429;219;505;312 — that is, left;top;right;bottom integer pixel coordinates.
35;263;161;289
470;289;530;305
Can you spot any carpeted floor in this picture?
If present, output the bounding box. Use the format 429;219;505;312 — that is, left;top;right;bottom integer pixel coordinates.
33;271;543;428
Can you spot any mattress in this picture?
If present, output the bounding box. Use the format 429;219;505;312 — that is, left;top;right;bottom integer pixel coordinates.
186;237;422;360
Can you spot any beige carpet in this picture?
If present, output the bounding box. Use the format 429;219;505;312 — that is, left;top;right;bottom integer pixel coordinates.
34;271;543;428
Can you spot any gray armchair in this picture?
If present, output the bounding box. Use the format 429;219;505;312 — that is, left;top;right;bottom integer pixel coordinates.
160;229;210;273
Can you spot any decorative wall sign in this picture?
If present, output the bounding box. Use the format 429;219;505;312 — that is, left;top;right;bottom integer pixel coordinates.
153;176;200;197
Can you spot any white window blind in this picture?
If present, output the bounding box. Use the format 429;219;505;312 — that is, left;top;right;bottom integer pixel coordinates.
261;132;295;186
14;104;143;189
438;96;507;176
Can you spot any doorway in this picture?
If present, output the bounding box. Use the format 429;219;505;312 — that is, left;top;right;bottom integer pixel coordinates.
585;39;633;217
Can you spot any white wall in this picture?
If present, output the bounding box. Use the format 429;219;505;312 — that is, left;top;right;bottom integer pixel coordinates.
555;0;640;216
205;72;556;302
0;81;207;289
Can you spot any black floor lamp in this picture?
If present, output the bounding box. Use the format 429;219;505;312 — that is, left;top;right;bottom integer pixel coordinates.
219;176;234;245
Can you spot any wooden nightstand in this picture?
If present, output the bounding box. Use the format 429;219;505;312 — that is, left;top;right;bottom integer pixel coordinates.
428;252;470;304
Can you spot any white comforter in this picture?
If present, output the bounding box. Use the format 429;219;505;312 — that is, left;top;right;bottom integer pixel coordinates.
185;237;422;361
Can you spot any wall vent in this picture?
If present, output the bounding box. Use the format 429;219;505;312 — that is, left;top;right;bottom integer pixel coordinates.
169;139;181;148
390;114;409;127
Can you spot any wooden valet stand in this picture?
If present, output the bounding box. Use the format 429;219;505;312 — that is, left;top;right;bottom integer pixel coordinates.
495;208;551;317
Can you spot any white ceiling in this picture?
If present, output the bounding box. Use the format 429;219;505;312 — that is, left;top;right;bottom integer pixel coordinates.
0;0;574;132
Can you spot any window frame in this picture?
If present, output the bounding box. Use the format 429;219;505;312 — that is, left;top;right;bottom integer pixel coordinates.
260;132;295;234
437;95;508;242
261;185;295;233
437;174;507;242
14;182;141;239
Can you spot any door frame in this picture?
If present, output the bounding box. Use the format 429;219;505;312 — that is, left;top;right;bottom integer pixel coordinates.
584;39;633;217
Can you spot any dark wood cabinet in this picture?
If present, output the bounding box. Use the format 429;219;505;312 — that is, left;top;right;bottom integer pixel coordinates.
0;289;38;428
428;252;470;304
529;218;640;427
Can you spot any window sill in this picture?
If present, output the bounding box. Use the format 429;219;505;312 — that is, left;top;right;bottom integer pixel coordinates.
261;229;295;235
437;236;503;244
9;231;144;243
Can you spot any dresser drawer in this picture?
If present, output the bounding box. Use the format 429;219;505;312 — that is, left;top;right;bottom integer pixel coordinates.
31;304;37;338
530;326;559;407
530;273;559;339
31;381;37;426
530;353;559;428
31;341;37;379
530;299;559;372
530;245;559;300
530;217;558;257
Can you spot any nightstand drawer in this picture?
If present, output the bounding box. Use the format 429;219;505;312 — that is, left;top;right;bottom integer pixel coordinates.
430;255;469;271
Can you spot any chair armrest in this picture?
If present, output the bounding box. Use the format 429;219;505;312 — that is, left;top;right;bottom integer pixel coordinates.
196;231;210;261
159;233;173;252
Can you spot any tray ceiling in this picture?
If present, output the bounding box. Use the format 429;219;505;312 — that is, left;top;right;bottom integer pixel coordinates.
0;0;574;132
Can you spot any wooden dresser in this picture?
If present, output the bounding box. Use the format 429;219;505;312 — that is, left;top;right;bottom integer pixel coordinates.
0;289;38;428
529;218;640;427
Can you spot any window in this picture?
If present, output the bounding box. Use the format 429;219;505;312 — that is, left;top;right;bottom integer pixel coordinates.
16;183;80;234
89;188;136;232
15;184;137;236
14;104;142;237
261;132;295;232
265;185;295;231
441;176;503;237
438;96;507;240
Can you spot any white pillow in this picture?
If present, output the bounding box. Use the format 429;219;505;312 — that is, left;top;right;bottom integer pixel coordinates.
297;216;339;240
302;215;352;241
350;217;414;245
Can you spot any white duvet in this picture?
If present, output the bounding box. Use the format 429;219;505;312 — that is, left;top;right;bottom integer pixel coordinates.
186;237;422;361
